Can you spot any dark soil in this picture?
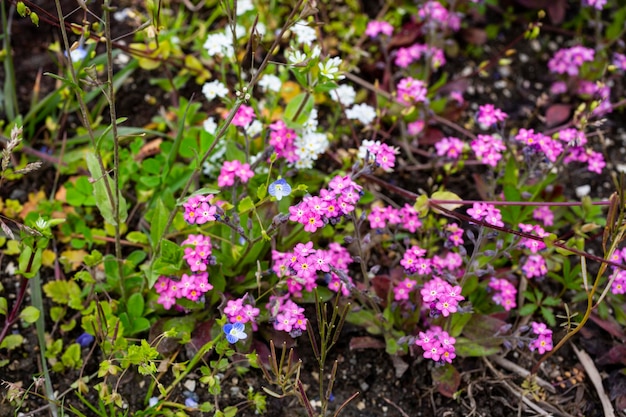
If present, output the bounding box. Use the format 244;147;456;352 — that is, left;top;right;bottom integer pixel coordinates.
2;0;626;416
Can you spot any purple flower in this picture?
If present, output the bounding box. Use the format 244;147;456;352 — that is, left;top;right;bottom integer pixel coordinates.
76;332;95;347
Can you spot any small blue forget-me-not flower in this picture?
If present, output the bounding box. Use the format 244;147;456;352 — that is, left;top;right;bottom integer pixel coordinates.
268;178;292;201
223;322;247;343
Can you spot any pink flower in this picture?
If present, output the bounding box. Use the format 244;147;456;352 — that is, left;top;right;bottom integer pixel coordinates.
232;104;255;127
476;104;508;128
365;20;394;37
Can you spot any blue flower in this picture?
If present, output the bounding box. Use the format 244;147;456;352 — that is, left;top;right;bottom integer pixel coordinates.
268;178;292;201
76;332;95;347
223;322;247;344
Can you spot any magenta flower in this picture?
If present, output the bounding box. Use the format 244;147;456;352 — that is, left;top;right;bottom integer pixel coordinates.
365;20;394;38
232;104;255;127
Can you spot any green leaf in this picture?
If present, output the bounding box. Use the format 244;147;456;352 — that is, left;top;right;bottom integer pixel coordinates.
518;303;538;316
431;363;460;398
284;92;314;127
61;343;83;369
0;297;7;316
540;306;556;327
19;306;40;323
454;337;501;357
238;196;255;214
449;313;472;338
85;152;128;226
127;292;145;319
430;190;463;214
150;198;168;249
0;334;24;350
43;280;82;310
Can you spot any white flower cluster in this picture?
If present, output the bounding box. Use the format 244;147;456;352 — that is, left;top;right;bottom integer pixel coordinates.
329;84;356;106
346;103;377;125
293;109;328;169
291;21;317;46
258;74;282;92
204;32;235;58
202;80;229;101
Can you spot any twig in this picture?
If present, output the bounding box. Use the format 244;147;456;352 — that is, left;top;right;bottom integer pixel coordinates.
572;344;615;417
489;355;555;394
382;396;410;417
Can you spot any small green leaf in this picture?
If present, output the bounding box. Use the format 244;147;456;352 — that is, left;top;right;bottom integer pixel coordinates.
85;152;128;226
126;231;149;244
430;191;463;214
0;334;24;350
284;92;314;127
0;297;7;316
238;196;255;213
414;194;430;217
20;306;40;323
454;337;501;357
150;198;168;249
518;303;538;316
257;183;267;200
127;292;144;319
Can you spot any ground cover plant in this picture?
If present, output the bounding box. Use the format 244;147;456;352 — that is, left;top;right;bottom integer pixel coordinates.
1;0;626;415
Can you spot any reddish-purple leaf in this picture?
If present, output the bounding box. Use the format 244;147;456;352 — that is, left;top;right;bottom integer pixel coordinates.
432;363;461;398
545;104;571;126
349;336;385;350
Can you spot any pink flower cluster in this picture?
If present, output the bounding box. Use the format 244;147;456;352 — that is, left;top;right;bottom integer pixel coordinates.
368;203;421;232
408;120;425;136
445;223;464;247
467;202;504;227
583;0;606;10
394;277;418;301
470;134;506;167
269;120;298;163
415;326;456;363
514;128;563;163
614;53;626;71
476;104;508;128
400;244;428;274
273;242;353;297
559;129;606;174
224;296;260;329
528;322;553;354
183;234;213;272
183;194;217;225
548;46;595;76
435;137;464;160
289;175;362;233
218;160;254;187
155;272;213;310
606;248;626;294
365;20;394;38
232;104;255;127
397;77;428;105
365;141;399;172
267;295;307;336
518;223;549;253
417;1;460;32
522;254;548;278
532;206;554;227
420;276;464;317
395;43;446;69
488;277;517;311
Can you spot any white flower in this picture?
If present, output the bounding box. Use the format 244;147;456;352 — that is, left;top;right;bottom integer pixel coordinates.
319;57;344;80
258;74;282;92
302;108;318;133
202;80;229;101
245;120;263;137
236;0;254;15
292;22;317;46
235;24;246;39
287;50;308;65
357;140;380;161
204;33;234;58
310;45;321;59
203;117;218;135
346;103;377;125
330;84;356;106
